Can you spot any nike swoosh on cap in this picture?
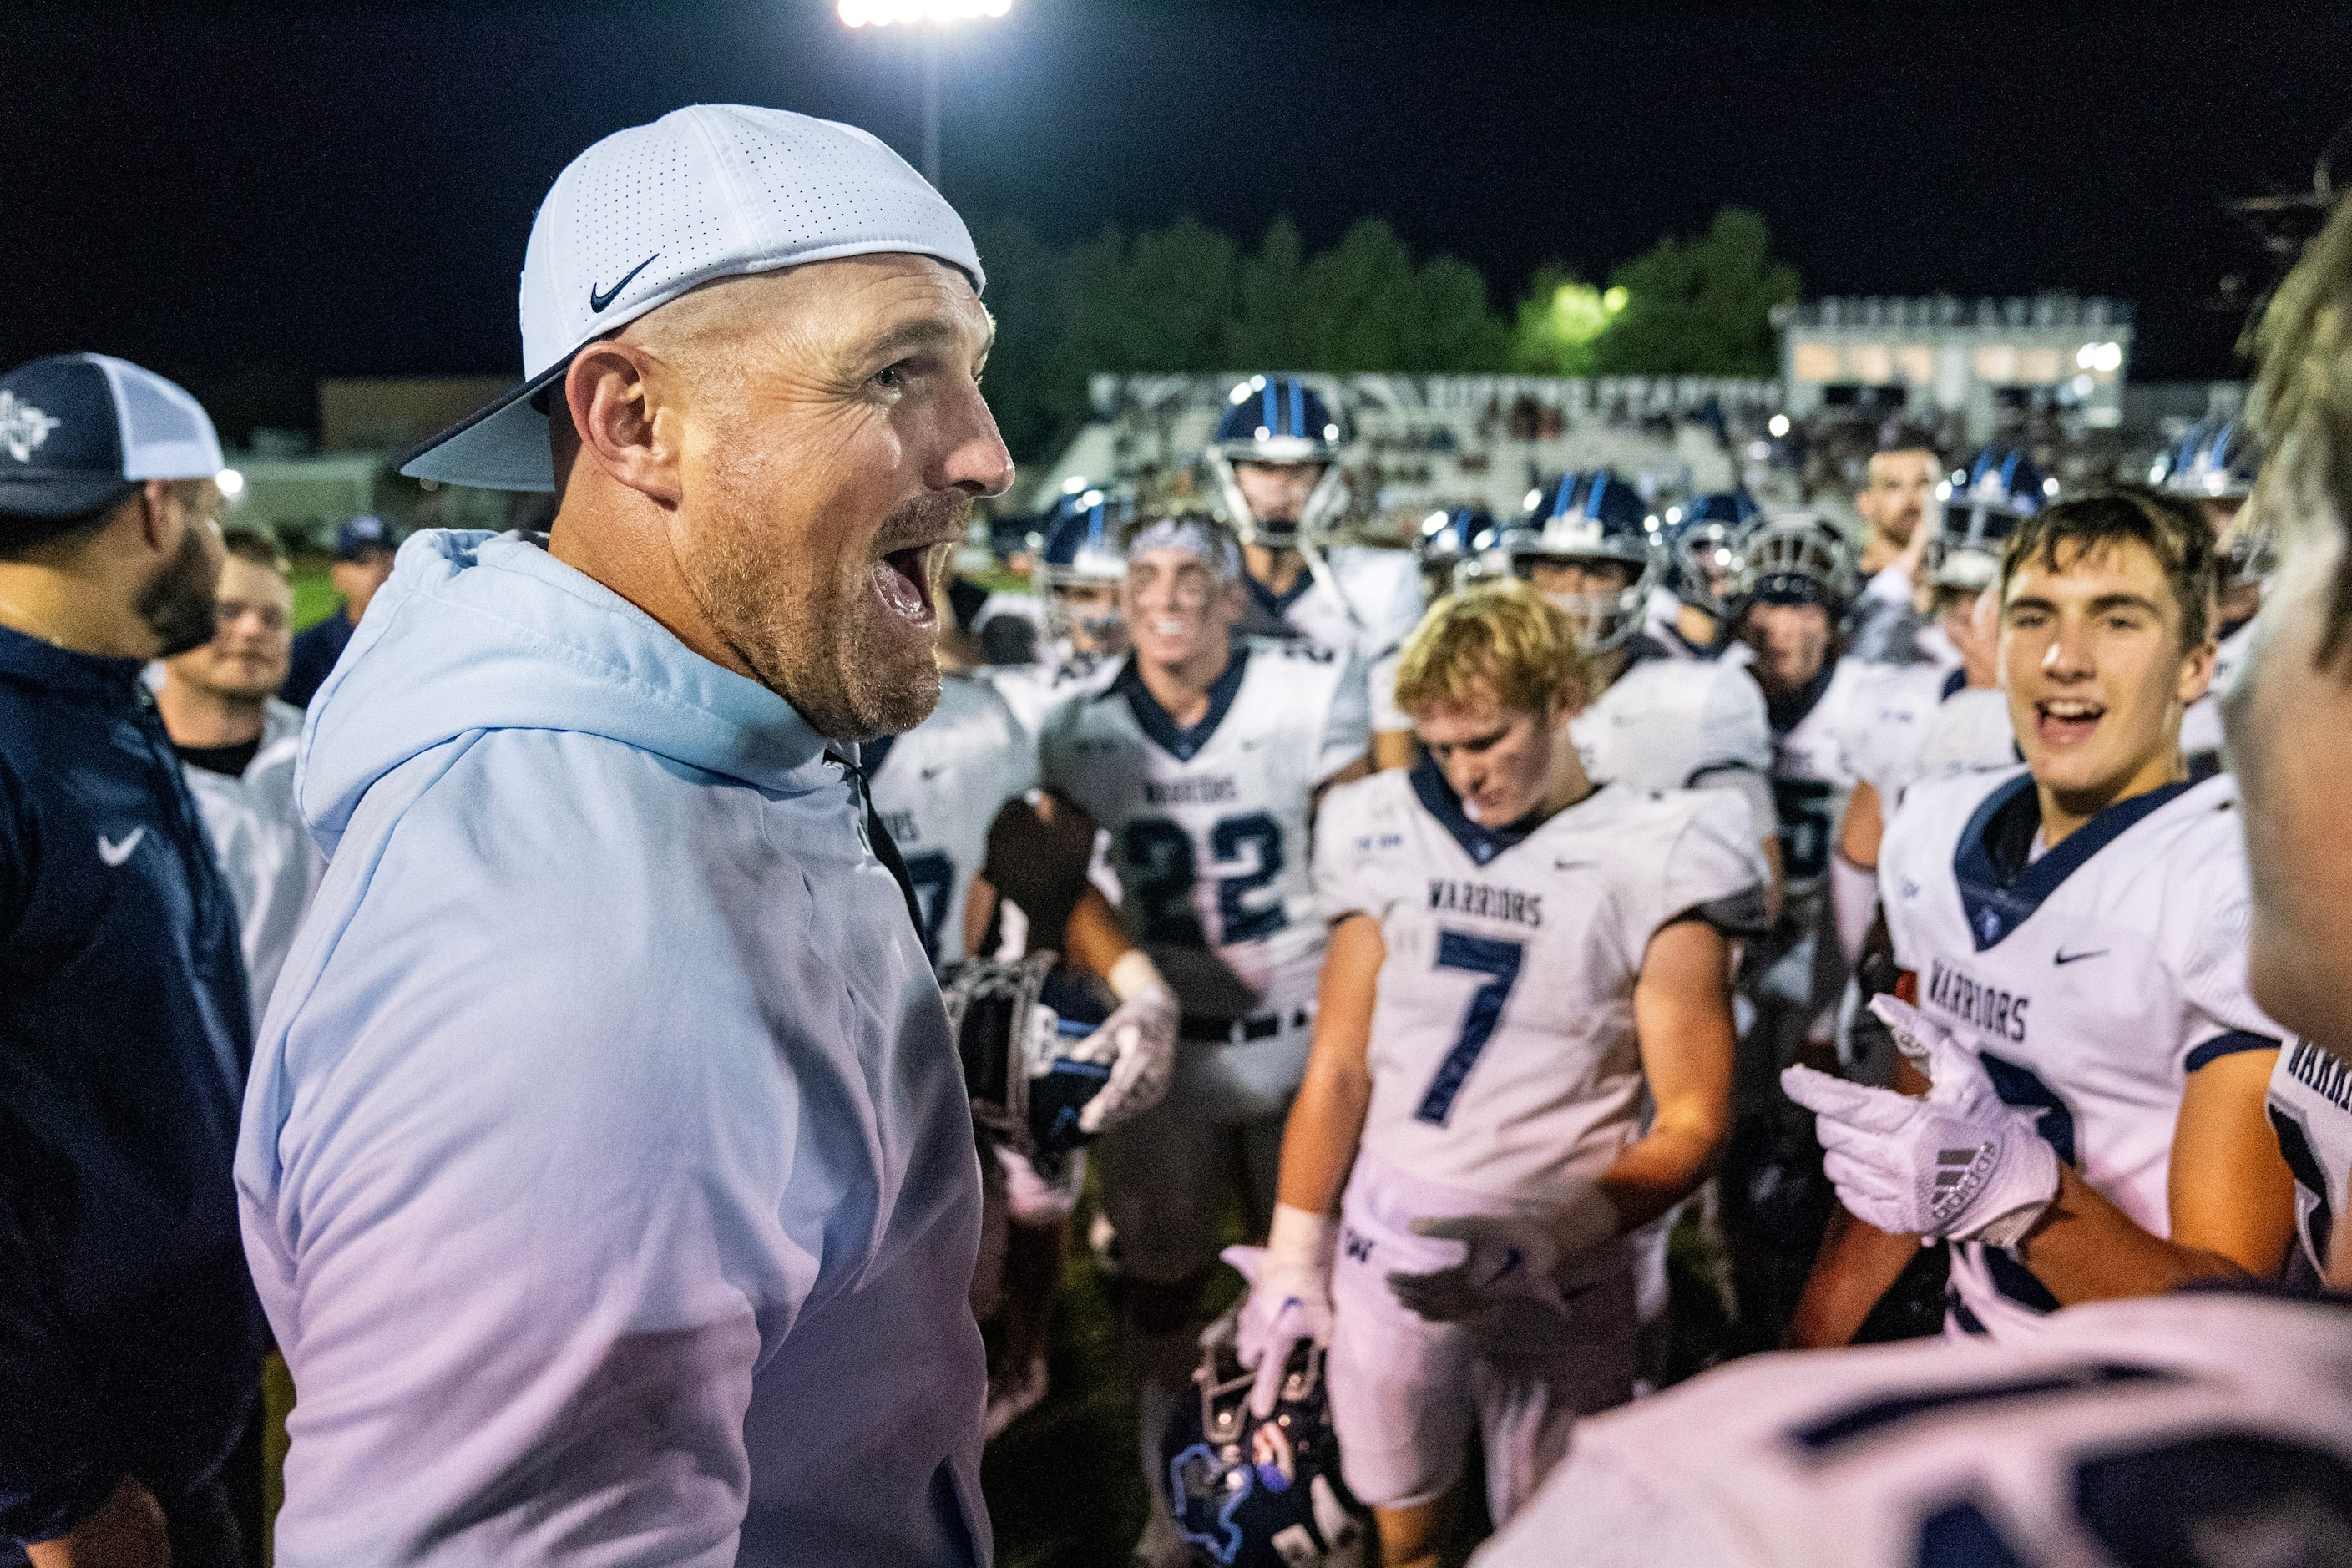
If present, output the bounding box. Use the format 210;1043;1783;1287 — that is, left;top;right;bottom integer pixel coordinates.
589;253;660;313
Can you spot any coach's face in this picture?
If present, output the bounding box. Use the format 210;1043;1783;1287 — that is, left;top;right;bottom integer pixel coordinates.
2228;496;2352;1051
586;255;1013;741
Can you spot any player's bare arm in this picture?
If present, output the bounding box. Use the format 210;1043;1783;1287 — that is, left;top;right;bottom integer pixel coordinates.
1273;911;1387;1216
2011;1045;2295;1302
1603;918;1739;1230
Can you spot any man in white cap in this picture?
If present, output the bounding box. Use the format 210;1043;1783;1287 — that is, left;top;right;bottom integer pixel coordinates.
236;107;1014;1565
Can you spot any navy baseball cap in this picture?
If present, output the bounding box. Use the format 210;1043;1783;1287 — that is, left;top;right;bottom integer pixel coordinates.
334;513;396;560
0;353;223;521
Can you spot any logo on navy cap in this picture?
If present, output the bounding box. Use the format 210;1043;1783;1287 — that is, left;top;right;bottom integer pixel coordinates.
0;392;59;463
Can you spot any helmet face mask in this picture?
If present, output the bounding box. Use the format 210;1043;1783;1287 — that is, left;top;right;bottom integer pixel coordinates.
1729;513;1862;626
1208;375;1352;546
1502;470;1662;653
1667;493;1758;618
1165;1328;1364;1567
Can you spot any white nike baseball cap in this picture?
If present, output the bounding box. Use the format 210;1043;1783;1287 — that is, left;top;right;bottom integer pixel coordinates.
400;104;984;493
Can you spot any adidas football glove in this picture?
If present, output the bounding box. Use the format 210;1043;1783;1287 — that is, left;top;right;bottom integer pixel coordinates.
1383;1188;1618;1324
1225;1205;1336;1418
1781;994;2060;1247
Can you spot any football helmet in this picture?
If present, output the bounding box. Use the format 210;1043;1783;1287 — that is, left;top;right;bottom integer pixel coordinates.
1667;489;1759;615
1207;374;1352;547
1164;1323;1364;1567
2151;417;2260;502
1499;469;1663;652
1414;504;1497;596
939;954;1114;1161
1731;511;1860;618
1926;449;2045;594
1038;483;1133;654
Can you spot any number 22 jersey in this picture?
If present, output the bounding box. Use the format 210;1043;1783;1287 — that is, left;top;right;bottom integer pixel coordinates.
1879;766;2284;1339
1314;764;1765;1201
1039;639;1368;1024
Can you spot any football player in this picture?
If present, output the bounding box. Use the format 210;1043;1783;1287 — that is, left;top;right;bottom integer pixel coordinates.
1035;513;1368;1566
1785;488;2294;1348
872;599;1179;1437
2157;418;2268;774
1227;583;1758;1568
1208;374;1424;770
1715;511;1875;1344
1649;488;1757;658
1471;196;2352;1568
987;484;1130;737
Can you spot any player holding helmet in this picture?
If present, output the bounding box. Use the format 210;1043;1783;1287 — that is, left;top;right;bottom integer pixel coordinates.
1209;374;1424;769
1227;583;1758;1568
1036;512;1369;1565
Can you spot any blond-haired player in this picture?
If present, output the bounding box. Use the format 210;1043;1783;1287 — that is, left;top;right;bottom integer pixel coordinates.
1226;581;1764;1567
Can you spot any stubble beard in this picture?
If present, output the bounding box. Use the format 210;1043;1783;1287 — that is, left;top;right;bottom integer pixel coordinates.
142;527;221;659
693;492;965;743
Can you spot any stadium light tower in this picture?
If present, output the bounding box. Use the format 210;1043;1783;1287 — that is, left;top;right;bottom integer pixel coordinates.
837;0;1011;190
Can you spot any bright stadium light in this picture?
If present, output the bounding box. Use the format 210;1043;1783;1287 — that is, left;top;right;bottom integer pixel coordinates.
1768;413;1790;438
216;468;245;500
838;0;1011;187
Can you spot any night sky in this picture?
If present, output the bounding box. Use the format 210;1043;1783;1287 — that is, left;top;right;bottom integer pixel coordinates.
6;1;2348;430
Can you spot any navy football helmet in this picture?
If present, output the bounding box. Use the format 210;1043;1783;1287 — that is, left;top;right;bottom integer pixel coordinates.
1499;469;1664;651
1929;449;2046;594
939;955;1114;1162
1667;490;1760;616
1414;503;1498;595
1731;511;1861;618
1037;483;1133;652
1207;374;1352;546
1165;1328;1363;1567
2151;418;2260;502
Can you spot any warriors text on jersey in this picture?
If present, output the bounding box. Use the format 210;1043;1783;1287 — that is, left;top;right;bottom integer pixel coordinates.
2268;1035;2352;1283
1879;766;2282;1338
1472;1291;2352;1568
1039;639;1368;1024
865;673;1039;965
1313;763;1765;1200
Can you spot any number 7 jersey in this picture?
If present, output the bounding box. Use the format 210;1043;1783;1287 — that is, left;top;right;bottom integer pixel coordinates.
1039;639;1369;1023
1315;764;1766;1201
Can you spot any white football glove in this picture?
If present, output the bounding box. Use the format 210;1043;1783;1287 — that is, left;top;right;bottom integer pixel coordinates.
1067;953;1178;1137
1383;1188;1618;1324
1781;994;2061;1247
1224;1205;1335;1417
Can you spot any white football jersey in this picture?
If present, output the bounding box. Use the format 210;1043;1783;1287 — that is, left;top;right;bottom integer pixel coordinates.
1765;655;1875;900
2269;1037;2352;1283
1880;766;2283;1339
1257;545;1424;734
1315;766;1763;1200
1573;641;1773;797
1473;1290;2352;1568
1039;640;1368;1023
983;651;1117;739
866;673;1039;965
1910;687;2018;797
2179;613;2258;775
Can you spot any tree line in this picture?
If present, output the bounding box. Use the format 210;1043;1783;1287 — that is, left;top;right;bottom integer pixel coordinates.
970;205;1799;462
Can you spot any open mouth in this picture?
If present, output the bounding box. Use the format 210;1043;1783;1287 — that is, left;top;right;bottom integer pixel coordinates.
2033;695;2105;748
873;543;943;628
1148;616;1189;639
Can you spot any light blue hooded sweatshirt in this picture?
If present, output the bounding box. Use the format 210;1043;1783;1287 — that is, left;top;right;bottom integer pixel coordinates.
235;531;988;1566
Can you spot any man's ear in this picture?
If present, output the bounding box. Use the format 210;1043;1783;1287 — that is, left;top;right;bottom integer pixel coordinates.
562;341;684;506
132;479;181;558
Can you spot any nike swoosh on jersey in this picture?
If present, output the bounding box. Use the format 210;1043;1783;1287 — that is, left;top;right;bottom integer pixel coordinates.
97;827;145;866
589;253;660;312
2053;948;2109;965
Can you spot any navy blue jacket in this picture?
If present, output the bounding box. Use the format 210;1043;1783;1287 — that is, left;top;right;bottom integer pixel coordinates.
0;625;265;1547
281;605;354;709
